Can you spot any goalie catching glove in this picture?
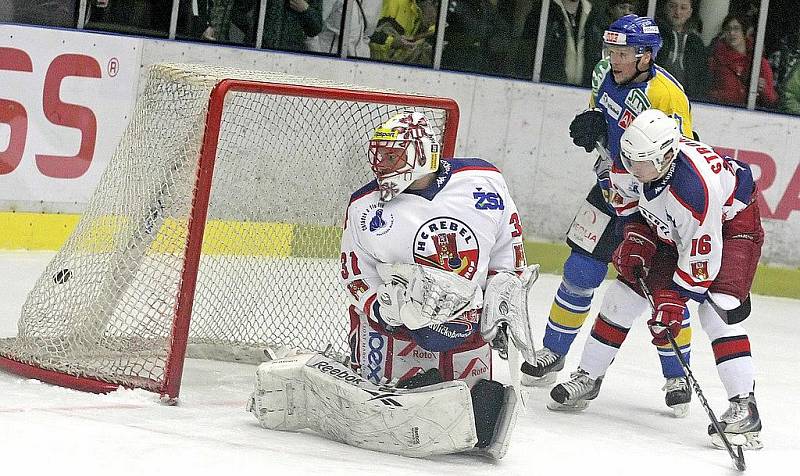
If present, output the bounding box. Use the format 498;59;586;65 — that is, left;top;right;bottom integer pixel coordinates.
375;263;483;330
480;264;540;363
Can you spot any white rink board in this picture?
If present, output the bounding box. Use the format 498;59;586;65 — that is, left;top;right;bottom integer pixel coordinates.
0;25;141;212
1;24;800;265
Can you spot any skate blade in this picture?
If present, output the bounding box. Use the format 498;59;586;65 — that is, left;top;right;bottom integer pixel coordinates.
711;431;763;451
521;372;557;387
670;403;690;418
546;399;591;412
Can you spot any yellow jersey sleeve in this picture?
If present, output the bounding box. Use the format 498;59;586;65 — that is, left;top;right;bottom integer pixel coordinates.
647;66;694;138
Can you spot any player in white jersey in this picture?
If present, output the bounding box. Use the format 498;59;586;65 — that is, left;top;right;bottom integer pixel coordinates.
248;111;540;459
549;110;764;450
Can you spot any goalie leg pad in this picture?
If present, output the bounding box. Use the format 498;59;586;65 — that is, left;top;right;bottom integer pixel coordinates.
249;352;480;458
469;379;519;460
351;310;492;387
249;352;310;431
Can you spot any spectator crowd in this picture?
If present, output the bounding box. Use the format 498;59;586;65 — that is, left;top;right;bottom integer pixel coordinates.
3;0;800;114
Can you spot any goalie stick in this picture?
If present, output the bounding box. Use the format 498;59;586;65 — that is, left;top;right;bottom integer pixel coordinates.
637;275;746;472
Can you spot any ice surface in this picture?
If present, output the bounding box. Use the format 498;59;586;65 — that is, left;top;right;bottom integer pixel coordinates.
1;251;797;475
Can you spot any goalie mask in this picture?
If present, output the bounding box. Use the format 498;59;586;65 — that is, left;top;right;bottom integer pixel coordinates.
620;109;681;181
369;112;440;201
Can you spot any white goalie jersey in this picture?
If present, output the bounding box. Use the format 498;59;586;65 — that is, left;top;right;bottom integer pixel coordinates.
340;158;527;334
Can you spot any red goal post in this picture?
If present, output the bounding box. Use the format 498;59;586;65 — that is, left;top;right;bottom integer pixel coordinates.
0;64;460;401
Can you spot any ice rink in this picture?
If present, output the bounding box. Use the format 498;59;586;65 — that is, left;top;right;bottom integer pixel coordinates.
1;250;797;476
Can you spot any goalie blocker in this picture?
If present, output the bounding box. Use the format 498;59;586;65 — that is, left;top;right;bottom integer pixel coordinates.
248;351;519;459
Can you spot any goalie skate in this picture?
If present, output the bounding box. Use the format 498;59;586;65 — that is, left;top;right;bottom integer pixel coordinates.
520;347;564;387
663;377;691;418
708;393;763;450
547;368;603;412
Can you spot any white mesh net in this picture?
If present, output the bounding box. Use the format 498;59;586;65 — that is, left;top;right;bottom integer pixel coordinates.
0;64;458;396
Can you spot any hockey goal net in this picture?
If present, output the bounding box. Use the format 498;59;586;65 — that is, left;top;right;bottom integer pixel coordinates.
0;63;459;400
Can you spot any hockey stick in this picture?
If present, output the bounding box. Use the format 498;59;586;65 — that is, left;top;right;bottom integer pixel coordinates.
637;275;746;471
505;326;525;407
489;326;526;408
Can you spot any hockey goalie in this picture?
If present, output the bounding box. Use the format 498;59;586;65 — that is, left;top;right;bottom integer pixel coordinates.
248;112;539;458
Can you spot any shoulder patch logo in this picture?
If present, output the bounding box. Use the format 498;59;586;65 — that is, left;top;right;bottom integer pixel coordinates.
369;209;386;231
359;203;394;235
473;189;505;210
413;217;479;279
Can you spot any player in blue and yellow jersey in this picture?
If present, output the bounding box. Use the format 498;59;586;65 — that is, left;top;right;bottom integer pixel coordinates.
522;15;696;416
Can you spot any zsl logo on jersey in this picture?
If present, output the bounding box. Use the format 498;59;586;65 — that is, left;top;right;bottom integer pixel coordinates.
414;218;479;279
473;190;504;210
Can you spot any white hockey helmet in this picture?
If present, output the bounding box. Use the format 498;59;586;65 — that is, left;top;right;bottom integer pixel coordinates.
368;111;440;201
620;109;681;179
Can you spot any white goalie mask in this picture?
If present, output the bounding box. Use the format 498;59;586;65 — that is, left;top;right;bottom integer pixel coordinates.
368;112;440;201
620;109;681;179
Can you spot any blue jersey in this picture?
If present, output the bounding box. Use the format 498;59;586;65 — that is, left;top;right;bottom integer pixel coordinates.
588;58;694;206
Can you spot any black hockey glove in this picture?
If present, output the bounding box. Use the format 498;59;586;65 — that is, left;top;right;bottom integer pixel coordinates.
569;109;607;153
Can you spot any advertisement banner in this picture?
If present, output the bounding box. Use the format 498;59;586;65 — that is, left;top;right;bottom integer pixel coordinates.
0;25;142;209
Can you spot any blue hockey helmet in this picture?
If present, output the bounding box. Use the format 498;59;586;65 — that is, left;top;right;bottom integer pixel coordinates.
604;14;662;59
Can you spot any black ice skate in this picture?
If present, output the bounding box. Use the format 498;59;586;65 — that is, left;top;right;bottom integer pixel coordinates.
663;377;691;418
708;392;763;450
546;368;603;412
521;347;565;387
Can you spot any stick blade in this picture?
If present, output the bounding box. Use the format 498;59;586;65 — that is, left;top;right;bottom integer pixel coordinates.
734;446;746;471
